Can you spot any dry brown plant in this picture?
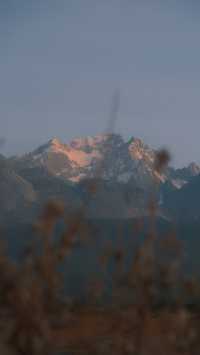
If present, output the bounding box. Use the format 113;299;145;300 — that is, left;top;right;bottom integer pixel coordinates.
0;118;200;353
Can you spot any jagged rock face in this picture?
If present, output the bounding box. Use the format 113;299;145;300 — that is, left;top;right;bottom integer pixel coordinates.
12;133;200;192
2;134;200;222
14;134;170;189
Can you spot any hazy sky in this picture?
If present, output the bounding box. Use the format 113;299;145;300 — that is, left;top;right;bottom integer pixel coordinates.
0;0;200;166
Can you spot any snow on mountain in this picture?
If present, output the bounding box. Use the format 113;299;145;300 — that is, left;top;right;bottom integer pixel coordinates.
17;134;153;187
2;134;200;222
13;134;200;191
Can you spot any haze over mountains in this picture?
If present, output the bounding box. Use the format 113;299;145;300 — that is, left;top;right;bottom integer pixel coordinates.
1;133;200;224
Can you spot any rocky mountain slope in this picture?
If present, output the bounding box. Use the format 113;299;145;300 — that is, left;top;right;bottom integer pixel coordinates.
12;134;198;188
0;154;37;223
1;133;199;222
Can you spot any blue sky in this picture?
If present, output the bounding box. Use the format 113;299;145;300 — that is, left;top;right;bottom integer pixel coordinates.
0;0;200;166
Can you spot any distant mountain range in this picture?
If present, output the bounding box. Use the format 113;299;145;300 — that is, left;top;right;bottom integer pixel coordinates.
1;134;200;223
11;134;198;187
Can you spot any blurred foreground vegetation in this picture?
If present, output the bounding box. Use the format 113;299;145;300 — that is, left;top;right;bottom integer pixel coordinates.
0;150;200;354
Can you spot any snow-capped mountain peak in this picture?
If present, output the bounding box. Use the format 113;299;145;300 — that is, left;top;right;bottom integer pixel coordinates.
188;162;200;176
15;133;200;189
48;137;62;146
128;137;155;163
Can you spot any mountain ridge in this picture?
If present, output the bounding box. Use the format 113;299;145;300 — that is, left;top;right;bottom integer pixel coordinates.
1;133;200;223
12;133;199;188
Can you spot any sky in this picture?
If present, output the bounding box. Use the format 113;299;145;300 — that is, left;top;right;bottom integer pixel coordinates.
0;0;200;167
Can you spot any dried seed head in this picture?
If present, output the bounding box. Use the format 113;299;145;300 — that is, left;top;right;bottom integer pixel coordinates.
42;200;65;220
113;250;124;263
154;149;170;173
